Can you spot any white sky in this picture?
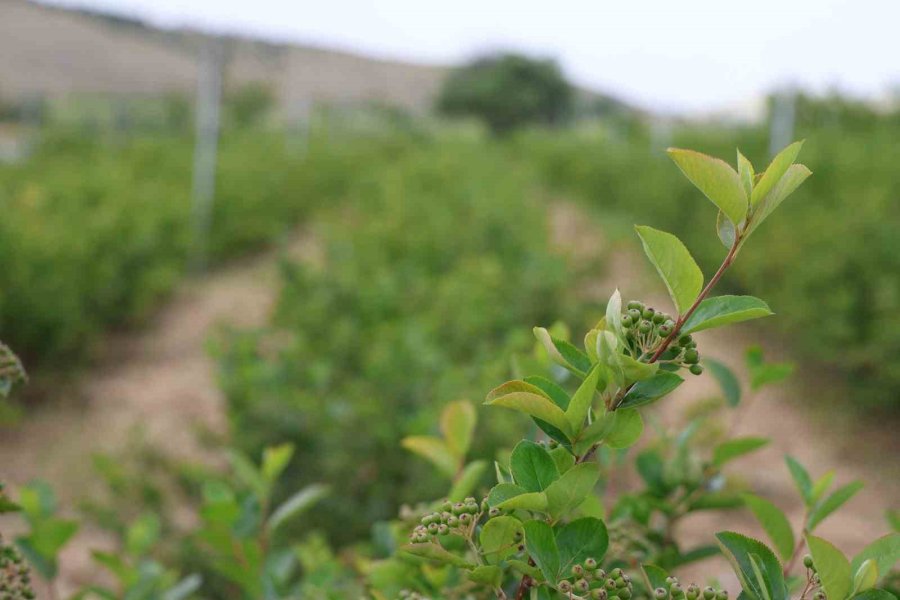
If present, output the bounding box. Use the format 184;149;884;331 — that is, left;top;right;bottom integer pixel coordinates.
45;0;900;113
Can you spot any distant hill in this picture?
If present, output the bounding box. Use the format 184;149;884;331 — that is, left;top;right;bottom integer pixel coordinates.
0;0;448;113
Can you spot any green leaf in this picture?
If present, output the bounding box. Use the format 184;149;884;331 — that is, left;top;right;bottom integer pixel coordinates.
485;381;574;440
746;163;811;237
667;148;748;225
524;376;570;410
682;296;773;334
524;376;574;449
487;483;527;508
716;531;786;600
565;365;603;431
618;371;684;409
808;535;852;600
523;520;560;583
713;437;770;468
851;590;897;600
448;460;488;502
572;412;619;456
750;141;803;209
807;481;864;532
480;516;524;564
642;564;671;592
496;491;549;512
811;471;836;505
468;565;503;587
853;559;879;595
742;495;795;561
634;225;704;315
508;559;543;579
785;455;813;505
851;534;900;584
261;443;295;484
605;408;644;449
556;517;609;577
738;150;755;198
717;209;736;248
550;446;575;474
534;327;592;375
705;358;741;406
401;436;458;478
510;441;560;492
606;289;624;339
401;543;474;568
26;517;79;558
545;463;600;518
746;346;794;390
125;513;161;557
440;400;477;460
266;484;329;533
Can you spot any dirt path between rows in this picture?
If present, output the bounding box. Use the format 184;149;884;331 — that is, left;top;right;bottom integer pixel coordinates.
0;204;897;596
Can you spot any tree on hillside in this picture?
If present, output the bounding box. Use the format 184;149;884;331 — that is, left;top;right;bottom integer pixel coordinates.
436;53;573;134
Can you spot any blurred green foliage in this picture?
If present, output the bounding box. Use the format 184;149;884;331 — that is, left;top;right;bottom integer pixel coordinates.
437;53;573;134
215;137;587;544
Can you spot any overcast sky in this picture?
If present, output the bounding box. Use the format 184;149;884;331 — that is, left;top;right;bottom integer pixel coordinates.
46;0;900;113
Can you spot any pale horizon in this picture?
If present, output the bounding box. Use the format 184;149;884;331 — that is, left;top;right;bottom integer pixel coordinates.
40;0;900;115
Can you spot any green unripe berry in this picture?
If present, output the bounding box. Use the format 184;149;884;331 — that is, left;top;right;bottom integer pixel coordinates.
619;589;632;599
615;577;626;588
427;523;439;534
665;577;678;586
658;324;673;337
447;515;458;526
656;588;669;600
465;502;479;513
715;592;728;600
459;512;470;523
573;564;584;577
678;334;693;346
689;364;703;375
594;569;607;580
594;590;609;600
652;312;666;324
576;579;591;592
489;507;501;517
627;300;643;311
639;320;653;333
438;524;449;535
622;314;634;327
703;587;716;600
642;307;656;319
441;500;452;511
803;555;814;569
559;581;573;593
671;583;683;596
606;579;618;590
584;557;598;570
627;308;642;321
684;348;699;363
452;502;465;515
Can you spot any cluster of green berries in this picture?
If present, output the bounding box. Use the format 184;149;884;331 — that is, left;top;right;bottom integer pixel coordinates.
803;555;827;600
0;536;34;600
409;497;486;543
622;301;703;375
653;576;728;600
555;564;633;599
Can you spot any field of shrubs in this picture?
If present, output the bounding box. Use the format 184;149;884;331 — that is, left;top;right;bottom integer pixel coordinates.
1;93;898;599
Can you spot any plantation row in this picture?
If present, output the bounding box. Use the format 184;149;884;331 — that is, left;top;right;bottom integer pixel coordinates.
3;136;897;599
